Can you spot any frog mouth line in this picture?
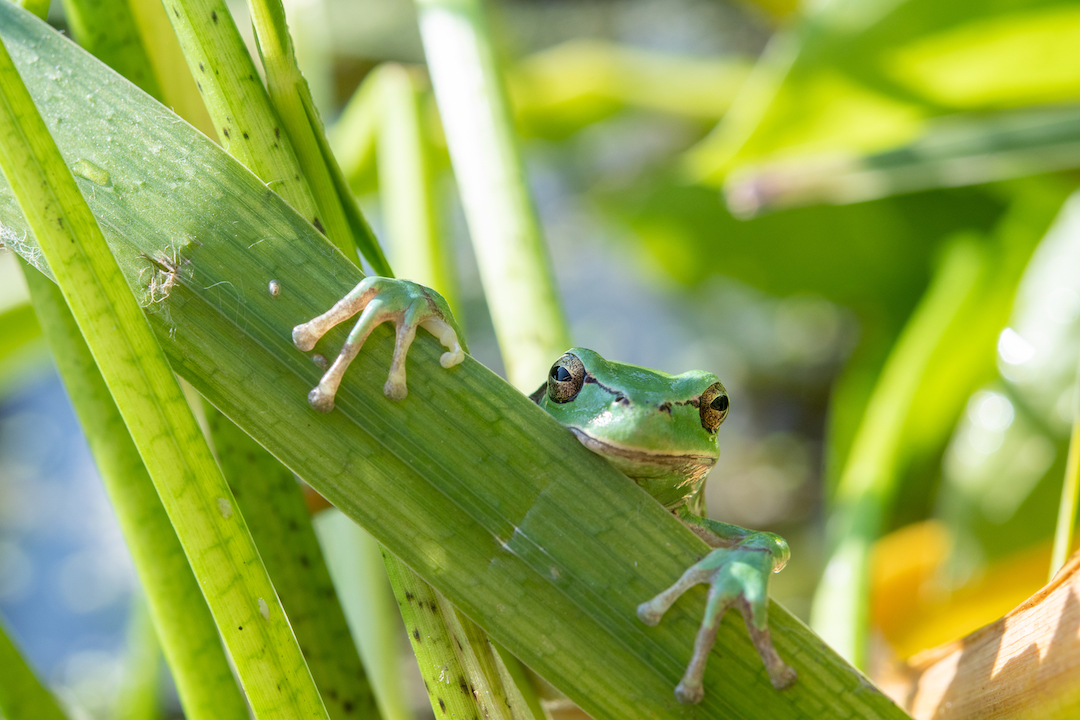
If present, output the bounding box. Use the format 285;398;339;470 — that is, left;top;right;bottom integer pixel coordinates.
568;427;718;471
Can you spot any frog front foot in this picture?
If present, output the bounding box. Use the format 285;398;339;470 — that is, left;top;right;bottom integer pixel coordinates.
293;277;466;411
637;532;796;704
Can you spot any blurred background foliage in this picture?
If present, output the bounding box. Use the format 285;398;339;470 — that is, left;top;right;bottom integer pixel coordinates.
3;0;1080;715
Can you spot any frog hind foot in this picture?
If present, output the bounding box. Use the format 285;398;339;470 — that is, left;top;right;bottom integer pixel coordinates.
636;538;796;704
292;277;465;411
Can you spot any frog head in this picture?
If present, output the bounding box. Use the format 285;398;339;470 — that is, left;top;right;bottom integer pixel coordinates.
531;348;728;510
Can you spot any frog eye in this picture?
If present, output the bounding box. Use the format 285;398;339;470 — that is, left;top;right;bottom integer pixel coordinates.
699;382;729;433
547;353;585;403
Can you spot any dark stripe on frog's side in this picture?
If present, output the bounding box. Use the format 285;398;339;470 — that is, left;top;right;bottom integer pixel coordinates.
582;372;630;405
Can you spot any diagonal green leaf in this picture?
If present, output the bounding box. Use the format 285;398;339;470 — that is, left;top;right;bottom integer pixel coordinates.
0;7;909;719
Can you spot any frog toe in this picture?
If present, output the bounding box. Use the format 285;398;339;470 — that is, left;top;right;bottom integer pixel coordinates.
308;386;335;413
293;322;320;351
294;279;466;410
640;540;795;702
674;680;704;705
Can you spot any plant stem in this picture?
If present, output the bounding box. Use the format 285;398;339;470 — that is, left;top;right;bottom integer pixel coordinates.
378;64;457;309
0;617;71;720
246;0;391;273
159;0;328;249
414;0;569;390
115;594;163;720
20;265;249;720
810;240;985;668
1050;359;1080;578
314;511;414;720
208;408;382;720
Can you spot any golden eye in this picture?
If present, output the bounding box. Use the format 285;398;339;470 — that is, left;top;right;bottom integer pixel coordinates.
699;382;729;433
547;353;585;403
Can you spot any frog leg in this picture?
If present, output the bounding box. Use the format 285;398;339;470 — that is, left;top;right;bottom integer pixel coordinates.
637;507;796;703
293;277;466;411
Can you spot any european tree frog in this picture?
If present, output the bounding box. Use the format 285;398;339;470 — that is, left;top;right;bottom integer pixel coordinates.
293;277;796;704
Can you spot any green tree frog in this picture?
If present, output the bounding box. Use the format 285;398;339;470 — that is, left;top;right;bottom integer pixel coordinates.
293;277;797;704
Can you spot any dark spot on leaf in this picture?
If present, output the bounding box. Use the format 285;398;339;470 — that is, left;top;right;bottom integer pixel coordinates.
405;591;414;601
343;701;354;713
313;217;325;234
198;62;204;72
275;127;280;138
412;628;420;640
222;127;230;139
211;10;217;22
238;625;243;630
299;555;310;567
438;698;446;711
243;132;249;139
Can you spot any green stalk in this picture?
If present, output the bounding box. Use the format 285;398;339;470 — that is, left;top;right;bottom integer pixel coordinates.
314;511;413;720
20;265;248;720
331;69;381;192
378;64;458;309
810;241;985;667
1050;359;1080;578
383;553;503;719
0;302;40;364
374;59;541;718
414;0;569;389
246;0;391;274
0;11;911;717
0;32;328;720
0;618;71;720
127;0;214;135
59;0;162;99
15;0;49;19
207;409;381;720
115;594;162;720
157;0;330;250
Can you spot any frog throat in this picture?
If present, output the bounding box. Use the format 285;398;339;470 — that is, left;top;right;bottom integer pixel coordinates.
567;426;716;495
